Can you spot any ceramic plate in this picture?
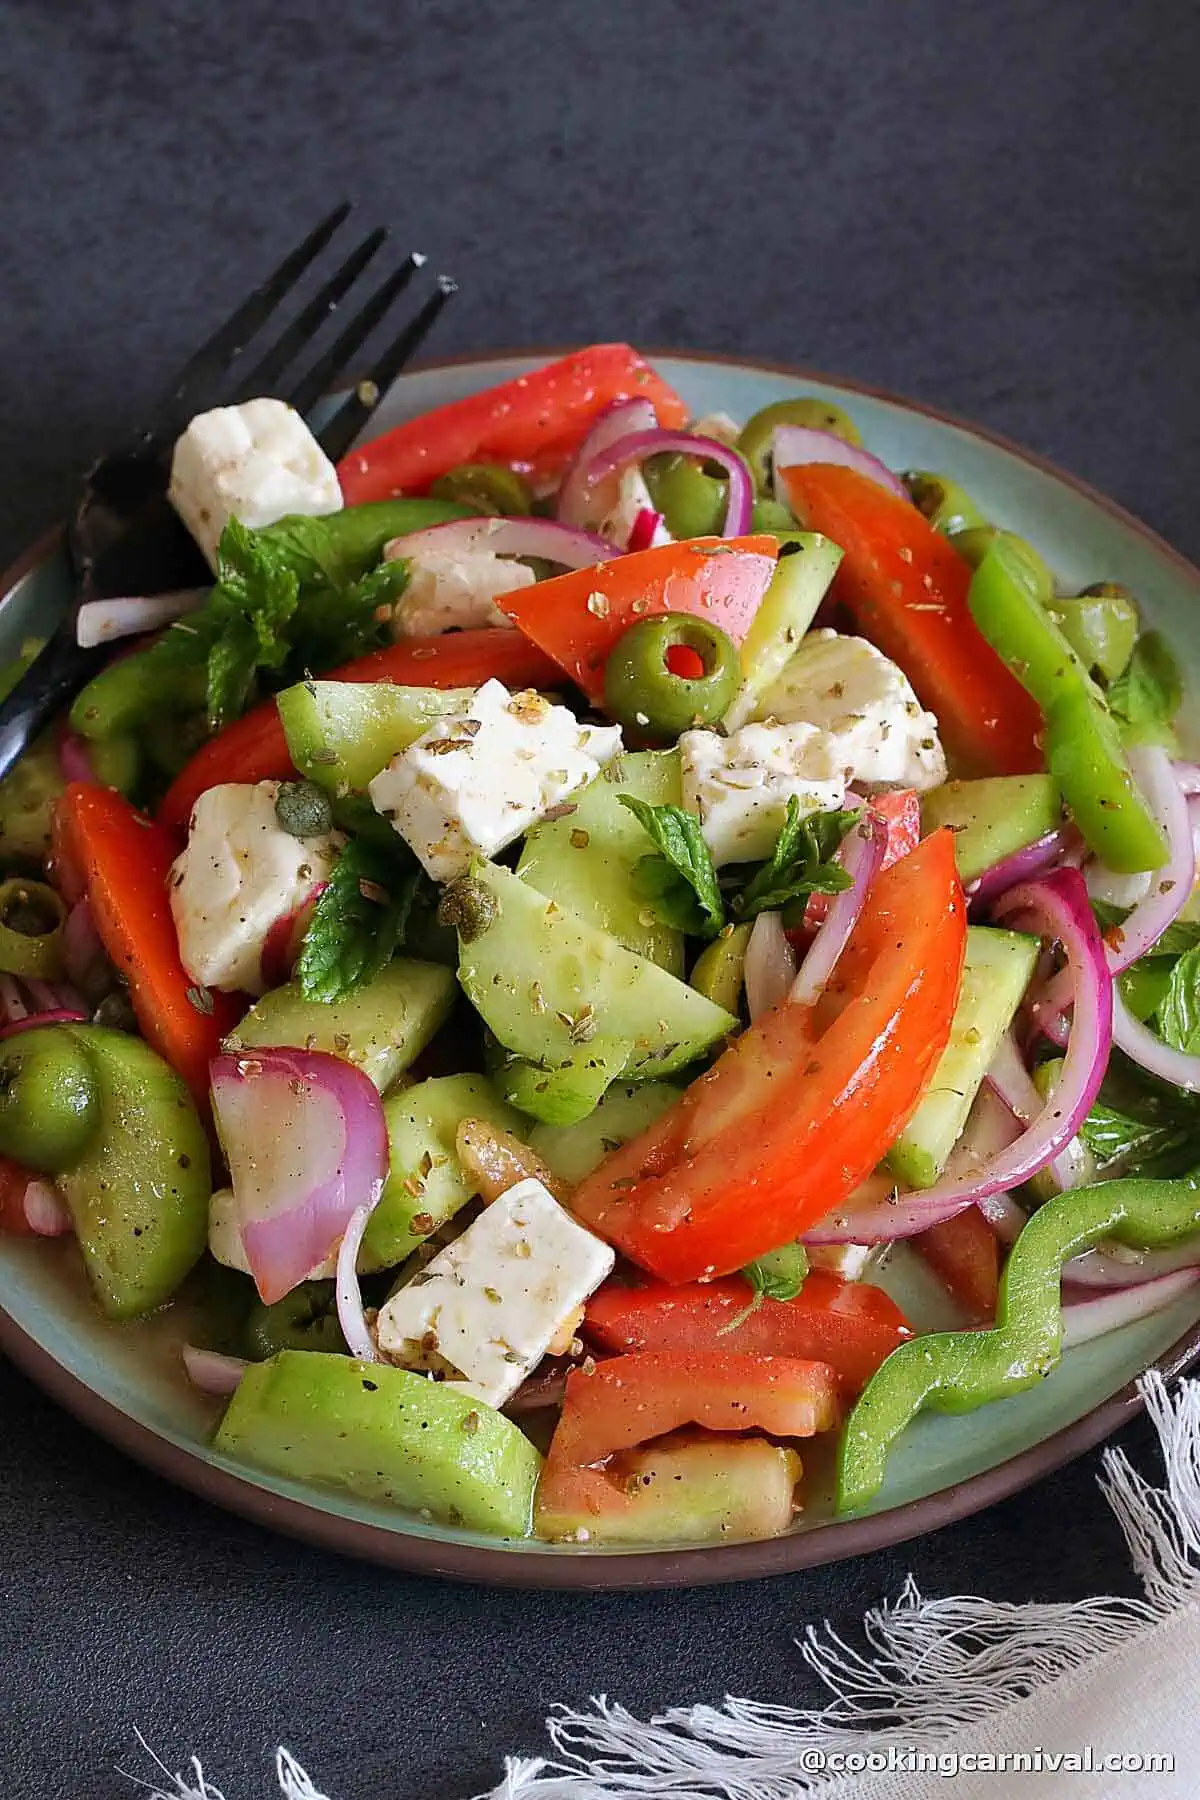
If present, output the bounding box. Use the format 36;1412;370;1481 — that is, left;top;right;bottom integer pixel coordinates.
2;350;1198;1589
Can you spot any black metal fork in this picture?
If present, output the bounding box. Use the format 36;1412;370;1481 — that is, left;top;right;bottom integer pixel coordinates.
0;203;456;782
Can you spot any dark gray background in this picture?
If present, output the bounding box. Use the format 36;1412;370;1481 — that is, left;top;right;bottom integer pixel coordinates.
1;2;1197;1795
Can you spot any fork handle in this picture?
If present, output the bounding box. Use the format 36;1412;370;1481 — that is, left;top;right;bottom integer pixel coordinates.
0;621;108;785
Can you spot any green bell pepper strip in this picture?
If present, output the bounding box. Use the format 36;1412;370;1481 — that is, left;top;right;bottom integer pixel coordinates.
903;470;990;539
1048;591;1139;684
430;462;533;516
0;878;67;978
838;1175;1200;1513
968;534;1168;873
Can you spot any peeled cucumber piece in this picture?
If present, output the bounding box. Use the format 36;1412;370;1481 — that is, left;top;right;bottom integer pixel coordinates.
517;750;683;973
723;533;843;730
887;926;1040;1189
277;680;474;793
493;1037;631;1127
530;1080;682;1185
215;1350;541;1536
228;958;455;1093
455;863;736;1081
921;776;1062;885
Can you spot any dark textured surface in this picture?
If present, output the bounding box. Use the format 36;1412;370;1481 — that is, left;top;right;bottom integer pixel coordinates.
1;2;1198;1795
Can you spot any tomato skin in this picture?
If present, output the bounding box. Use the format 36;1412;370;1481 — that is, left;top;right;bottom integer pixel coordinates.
495;537;779;705
913;1206;1000;1325
584;1270;913;1394
157;629;561;833
780;463;1044;776
570;829;966;1284
337;345;690;505
534;1350;840;1531
796;789;920;940
0;1156;35;1235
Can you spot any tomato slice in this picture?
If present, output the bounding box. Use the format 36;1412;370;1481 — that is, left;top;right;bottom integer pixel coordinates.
912;1206;1000;1325
496;536;779;705
0;1156;36;1235
570;829;966;1283
337;345;690;505
584;1270;913;1394
534;1350;840;1533
779;463;1044;776
797;788;920;938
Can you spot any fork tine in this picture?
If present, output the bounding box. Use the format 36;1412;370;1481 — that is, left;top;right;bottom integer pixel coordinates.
232;225;388;403
312;275;458;463
142;201;352;441
286;252;426;420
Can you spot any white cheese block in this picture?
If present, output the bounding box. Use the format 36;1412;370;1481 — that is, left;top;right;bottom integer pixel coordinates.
679;719;846;866
389;545;531;636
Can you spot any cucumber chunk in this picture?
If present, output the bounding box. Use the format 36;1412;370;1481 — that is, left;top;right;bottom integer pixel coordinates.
530;1080;682;1185
494;1037;631;1127
723;533;843;730
921;776;1062;885
277;680;475;793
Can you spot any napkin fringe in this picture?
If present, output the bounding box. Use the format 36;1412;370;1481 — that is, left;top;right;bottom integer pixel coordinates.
130;1369;1200;1800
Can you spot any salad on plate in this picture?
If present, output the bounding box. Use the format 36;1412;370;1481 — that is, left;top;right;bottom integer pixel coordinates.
1;342;1198;1545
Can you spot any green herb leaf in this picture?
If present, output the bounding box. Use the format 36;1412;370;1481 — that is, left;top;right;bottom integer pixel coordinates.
1107;631;1182;747
1092;898;1200;962
618;797;725;940
296;838;418;1003
745;1241;809;1302
1158;946;1200;1055
1079;1051;1200;1178
732;800;857;921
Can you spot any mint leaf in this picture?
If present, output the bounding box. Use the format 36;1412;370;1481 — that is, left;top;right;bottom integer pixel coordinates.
1079;1053;1200;1178
619;796;724;939
1158;946;1200;1055
1107;631;1182;746
733;800;857;921
745;1241;809;1301
297;838;418;1003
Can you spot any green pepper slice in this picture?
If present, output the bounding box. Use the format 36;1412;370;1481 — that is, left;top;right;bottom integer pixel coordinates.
1047;590;1139;684
838;1176;1200;1512
430;462;534;516
603;614;741;738
736;398;862;492
689;922;753;1013
0;878;67;978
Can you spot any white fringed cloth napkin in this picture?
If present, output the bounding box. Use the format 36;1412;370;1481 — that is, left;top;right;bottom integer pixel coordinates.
135;1370;1199;1800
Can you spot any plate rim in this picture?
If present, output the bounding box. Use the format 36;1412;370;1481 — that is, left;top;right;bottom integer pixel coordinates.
3;345;1199;1590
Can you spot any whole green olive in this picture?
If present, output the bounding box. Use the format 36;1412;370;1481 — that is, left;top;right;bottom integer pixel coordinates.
903;470;990;538
0;1025;99;1172
430;462;533;516
603;613;741;738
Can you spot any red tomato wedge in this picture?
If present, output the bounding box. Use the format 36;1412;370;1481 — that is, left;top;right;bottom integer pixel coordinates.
584;1271;913;1395
53;785;243;1103
496;536;779;705
779;463;1044;775
0;1157;37;1235
797;788;920;938
337;345;689;505
913;1206;1001;1325
570;829;966;1284
157;629;561;833
535;1350;840;1533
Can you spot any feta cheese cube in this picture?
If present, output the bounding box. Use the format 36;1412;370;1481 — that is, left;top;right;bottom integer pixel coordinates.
688;410;742;447
375;1176;616;1407
758;631;947;792
368;679;622;882
388;543;531;637
806;1242;881;1281
170;781;340;995
168;397;343;568
680;720;846;866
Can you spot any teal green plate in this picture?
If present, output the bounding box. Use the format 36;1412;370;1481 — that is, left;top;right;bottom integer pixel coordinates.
1;350;1198;1589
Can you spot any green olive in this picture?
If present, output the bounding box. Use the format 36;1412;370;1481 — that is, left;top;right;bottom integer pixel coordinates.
0;877;67;979
903;470;989;538
0;1025;99;1172
430;462;533;516
243;1280;347;1359
750;496;798;534
736;397;862;493
87;732;142;797
603;614;741;739
642;455;726;538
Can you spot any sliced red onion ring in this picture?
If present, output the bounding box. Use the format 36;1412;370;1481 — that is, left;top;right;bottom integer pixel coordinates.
0;976;28;1024
1064;1237;1200;1289
772;425;908;504
556;398;659;527
211;1049;389;1305
0;1008;90;1041
76;589;208;650
967;830;1069;911
791;810;887;1007
584;431;754;538
743;912;797;1020
335;1199;382;1364
63;899;111;1001
807;869;1112;1243
56;725;94;786
384;515;621;572
1112;986;1200;1093
23;1179;72;1236
1061;1268;1200;1348
182;1344;249;1396
1097;747;1194;975
985;1031;1088;1193
626;507;667;553
1173;761;1200;796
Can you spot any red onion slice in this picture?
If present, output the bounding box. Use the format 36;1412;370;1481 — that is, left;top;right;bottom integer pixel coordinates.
1064;1237;1200;1289
183;1344;249;1396
556;398;660;527
1061;1268;1200;1347
967;830;1070;912
1112;986;1200;1093
743;912;797;1020
0;977;28;1024
0;1008;89;1041
23;1179;72;1236
63;900;108;999
335;1200;381;1364
1174;761;1200;796
807;869;1112;1243
985;1031;1089;1193
76;589;208;650
790;810;887;1007
211;1049;389;1305
584;431;755;538
626;507;668;553
56;725;94;786
772;425;908;503
384;515;621;572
